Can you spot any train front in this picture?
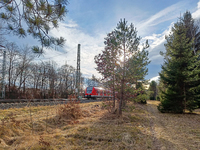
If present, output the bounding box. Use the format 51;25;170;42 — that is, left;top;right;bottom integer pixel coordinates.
85;87;94;99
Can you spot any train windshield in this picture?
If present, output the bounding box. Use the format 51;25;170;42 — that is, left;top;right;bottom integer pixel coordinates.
86;87;93;93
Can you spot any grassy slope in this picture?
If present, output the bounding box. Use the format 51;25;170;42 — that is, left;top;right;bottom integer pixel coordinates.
0;101;200;150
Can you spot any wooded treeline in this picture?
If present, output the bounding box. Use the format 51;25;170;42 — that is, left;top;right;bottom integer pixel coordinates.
0;42;90;99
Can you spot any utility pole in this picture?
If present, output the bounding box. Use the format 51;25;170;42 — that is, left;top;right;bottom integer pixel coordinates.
76;44;81;100
2;50;6;99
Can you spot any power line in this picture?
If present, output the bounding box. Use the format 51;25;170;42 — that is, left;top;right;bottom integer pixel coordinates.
35;52;67;61
35;46;77;61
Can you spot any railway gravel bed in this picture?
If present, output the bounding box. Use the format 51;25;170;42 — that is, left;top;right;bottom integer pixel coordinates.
0;99;103;109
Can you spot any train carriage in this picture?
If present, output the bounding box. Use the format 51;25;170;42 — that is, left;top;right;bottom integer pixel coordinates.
85;87;113;99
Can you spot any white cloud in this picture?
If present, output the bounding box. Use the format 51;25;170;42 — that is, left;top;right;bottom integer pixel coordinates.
192;0;200;19
137;1;188;36
150;76;160;83
145;34;165;51
144;22;174;64
63;20;78;28
42;21;105;78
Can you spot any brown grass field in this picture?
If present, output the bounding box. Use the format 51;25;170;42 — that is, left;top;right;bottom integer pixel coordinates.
0;100;200;150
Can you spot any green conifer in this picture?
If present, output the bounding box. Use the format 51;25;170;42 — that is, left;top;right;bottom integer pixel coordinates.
158;20;200;113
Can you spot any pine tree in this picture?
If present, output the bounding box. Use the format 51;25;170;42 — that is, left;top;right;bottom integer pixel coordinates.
115;19;146;115
181;11;200;108
0;0;68;53
95;19;150;115
181;11;200;55
94;31;119;109
149;80;157;100
158;20;200;113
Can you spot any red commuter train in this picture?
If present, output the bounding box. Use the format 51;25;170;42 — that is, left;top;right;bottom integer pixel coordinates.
85;87;113;99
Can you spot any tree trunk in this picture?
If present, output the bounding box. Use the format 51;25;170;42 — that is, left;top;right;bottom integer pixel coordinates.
119;42;126;116
119;78;124;115
112;73;115;109
184;83;186;113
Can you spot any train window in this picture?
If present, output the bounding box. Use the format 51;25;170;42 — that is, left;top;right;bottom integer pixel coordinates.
86;87;93;93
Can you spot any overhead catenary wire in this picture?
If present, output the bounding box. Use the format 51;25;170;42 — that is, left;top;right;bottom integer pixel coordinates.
35;46;77;61
35;52;68;60
32;46;80;71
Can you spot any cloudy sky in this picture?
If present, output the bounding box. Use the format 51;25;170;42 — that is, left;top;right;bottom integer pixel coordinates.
7;0;200;81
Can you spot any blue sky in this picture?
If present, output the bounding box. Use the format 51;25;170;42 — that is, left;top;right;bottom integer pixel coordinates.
5;0;200;81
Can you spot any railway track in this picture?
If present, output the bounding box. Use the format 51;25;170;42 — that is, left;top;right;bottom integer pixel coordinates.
0;98;104;110
0;99;68;103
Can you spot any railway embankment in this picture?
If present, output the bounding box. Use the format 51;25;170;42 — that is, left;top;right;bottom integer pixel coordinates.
0;98;103;109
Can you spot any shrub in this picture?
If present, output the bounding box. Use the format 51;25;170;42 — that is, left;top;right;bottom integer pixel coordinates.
58;97;82;119
102;99;114;113
156;96;160;101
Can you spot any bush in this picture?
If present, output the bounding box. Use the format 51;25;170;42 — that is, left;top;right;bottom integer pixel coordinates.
156;96;160;101
58;96;82;119
135;93;147;104
102;99;114;113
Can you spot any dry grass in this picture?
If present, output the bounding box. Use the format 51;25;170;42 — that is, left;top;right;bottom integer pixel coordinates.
146;100;200;150
0;100;200;150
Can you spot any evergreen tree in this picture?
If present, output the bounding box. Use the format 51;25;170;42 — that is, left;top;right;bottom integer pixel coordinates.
0;0;68;53
158;19;200;113
115;19;150;115
181;11;200;107
181;11;200;55
94;31;119;109
95;19;150;115
149;80;157;100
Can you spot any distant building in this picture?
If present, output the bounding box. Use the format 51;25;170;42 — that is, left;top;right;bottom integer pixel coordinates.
143;84;150;90
131;81;150;90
